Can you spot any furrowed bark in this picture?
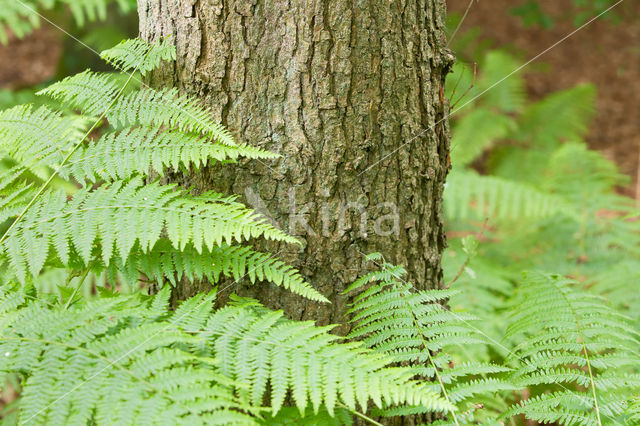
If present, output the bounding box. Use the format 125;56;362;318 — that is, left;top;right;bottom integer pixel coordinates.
138;0;453;332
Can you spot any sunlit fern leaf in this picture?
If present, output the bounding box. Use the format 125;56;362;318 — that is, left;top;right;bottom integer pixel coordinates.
39;72;237;146
102;242;326;302
0;0;48;44
0;288;259;425
60;0;137;28
0;105;86;172
445;170;576;221
502;271;640;425
60;127;277;186
450;108;516;167
514;84;595;146
346;256;514;422
100;37;177;76
0;166;38;223
1;286;455;424
203;298;455;417
0;178;299;277
37;70;123;116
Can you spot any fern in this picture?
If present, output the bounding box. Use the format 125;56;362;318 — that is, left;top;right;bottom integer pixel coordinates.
60;127;276;186
450;108;516;167
445;170;576;221
101;37;177;76
102;242;325;302
346;254;514;424
1;176;327;300
0;285;257;425
205;295;454;417
39;71;238;146
0;105;87;174
502;272;640;425
0;285;456;423
514;84;596;147
477;50;527;113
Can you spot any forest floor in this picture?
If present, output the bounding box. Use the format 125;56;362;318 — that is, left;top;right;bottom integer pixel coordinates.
447;0;640;199
1;2;639;199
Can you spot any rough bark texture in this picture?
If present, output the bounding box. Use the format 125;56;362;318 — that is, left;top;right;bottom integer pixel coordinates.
138;0;453;330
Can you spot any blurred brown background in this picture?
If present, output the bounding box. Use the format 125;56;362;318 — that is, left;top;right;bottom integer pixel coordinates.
447;0;640;199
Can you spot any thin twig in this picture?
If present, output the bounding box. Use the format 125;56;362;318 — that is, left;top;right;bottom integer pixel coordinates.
337;402;384;426
445;217;489;289
63;267;92;310
447;0;477;47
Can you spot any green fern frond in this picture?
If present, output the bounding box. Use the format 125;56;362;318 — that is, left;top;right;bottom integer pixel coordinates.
0;289;258;425
543;142;629;198
261;407;354;425
514;84;596;146
0;104;86;170
0;166;38;223
627;397;640;424
477;50;527;113
502;272;640;425
60;127;277;185
0;0;136;44
100;37;177;75
346;257;514;422
590;260;640;315
1;178;299;277
104;242;326;302
39;72;237;146
450;108;516;167
203;299;455;417
1;287;456;423
445;170;576;221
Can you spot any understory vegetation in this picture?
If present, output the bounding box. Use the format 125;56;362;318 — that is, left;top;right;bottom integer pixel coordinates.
0;5;639;426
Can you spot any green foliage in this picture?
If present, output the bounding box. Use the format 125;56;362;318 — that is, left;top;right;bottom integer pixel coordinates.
445;170;576;221
502;272;640;424
346;255;514;424
1;285;454;424
0;17;639;426
0;0;136;44
442;34;640;426
0;38;324;302
101;37;177;76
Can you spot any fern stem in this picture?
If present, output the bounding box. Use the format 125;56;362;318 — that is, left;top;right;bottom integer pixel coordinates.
0;47;150;248
447;0;476;47
550;280;602;426
63;267;91;310
337;402;384;426
401;290;460;426
361;255;460;424
445;218;488;289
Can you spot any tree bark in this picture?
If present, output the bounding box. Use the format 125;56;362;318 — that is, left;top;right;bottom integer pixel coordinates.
138;0;453;329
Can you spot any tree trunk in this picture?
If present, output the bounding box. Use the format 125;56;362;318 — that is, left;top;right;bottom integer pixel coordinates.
138;0;453;329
